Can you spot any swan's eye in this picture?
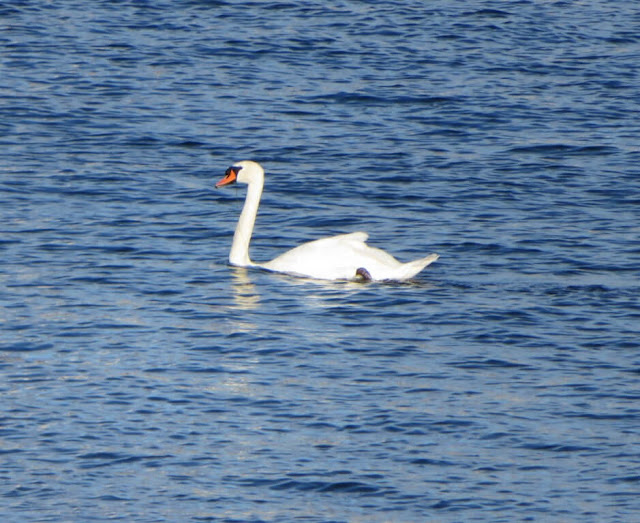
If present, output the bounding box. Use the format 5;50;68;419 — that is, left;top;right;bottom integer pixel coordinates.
226;165;242;177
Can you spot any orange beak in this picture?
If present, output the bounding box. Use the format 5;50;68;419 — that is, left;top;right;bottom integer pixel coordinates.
215;166;240;188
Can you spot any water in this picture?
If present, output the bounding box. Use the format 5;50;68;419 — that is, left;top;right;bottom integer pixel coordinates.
2;1;639;521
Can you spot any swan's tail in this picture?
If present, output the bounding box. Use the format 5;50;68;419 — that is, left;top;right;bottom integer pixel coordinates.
394;253;439;280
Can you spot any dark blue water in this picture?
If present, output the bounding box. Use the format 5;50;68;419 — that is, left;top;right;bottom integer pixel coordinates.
2;1;639;521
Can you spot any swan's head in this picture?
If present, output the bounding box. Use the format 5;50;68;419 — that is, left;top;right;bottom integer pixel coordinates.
215;160;264;188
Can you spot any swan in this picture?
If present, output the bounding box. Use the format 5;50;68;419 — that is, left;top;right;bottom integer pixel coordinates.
215;160;439;281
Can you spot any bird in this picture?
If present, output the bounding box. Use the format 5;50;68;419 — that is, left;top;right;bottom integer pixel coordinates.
215;160;438;281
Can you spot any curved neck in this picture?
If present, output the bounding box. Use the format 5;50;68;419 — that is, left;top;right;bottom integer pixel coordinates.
229;176;263;266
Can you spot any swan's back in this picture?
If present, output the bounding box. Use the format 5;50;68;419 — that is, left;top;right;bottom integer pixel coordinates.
261;232;438;281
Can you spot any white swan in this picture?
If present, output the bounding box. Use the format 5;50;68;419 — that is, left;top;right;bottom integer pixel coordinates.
216;160;439;281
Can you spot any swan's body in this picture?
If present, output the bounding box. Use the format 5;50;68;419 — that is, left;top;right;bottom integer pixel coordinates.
216;161;438;282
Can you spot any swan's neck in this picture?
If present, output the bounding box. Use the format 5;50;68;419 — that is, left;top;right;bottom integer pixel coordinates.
229;177;263;266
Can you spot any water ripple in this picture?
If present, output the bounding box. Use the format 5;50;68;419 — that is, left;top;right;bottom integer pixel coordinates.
2;1;639;521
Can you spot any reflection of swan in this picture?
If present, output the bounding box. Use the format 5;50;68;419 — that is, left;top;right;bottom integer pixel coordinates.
230;267;260;311
216;161;439;281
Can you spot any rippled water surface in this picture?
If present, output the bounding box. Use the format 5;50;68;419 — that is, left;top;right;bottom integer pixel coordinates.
2;1;640;521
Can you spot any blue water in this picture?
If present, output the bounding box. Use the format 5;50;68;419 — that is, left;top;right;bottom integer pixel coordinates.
2;1;639;521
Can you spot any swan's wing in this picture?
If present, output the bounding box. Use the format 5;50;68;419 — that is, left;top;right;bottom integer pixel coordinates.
344;234;404;268
343;231;368;242
261;232;402;280
262;232;366;271
260;231;438;281
337;234;439;280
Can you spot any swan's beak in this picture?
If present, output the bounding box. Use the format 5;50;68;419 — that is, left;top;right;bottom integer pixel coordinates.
215;166;241;188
